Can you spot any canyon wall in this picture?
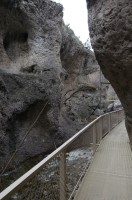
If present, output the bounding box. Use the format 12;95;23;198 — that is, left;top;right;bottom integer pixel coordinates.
0;0;108;171
87;0;132;144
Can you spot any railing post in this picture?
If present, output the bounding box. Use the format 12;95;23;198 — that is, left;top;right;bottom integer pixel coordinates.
119;110;122;122
117;111;119;124
118;111;120;123
108;113;111;132
60;151;66;200
122;110;124;121
93;125;96;154
100;117;103;142
123;111;124;120
122;110;124;120
102;117;104;137
116;111;118;125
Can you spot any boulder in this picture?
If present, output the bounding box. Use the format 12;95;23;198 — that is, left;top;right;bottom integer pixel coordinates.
86;0;132;144
107;100;122;112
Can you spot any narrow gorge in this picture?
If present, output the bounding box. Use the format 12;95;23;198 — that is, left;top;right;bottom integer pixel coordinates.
0;0;115;173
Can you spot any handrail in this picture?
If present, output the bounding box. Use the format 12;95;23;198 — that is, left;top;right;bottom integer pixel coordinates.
0;109;124;200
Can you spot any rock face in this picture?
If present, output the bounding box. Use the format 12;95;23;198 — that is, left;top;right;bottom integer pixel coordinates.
0;0;64;170
60;25;107;135
86;0;132;144
0;0;108;171
106;85;118;101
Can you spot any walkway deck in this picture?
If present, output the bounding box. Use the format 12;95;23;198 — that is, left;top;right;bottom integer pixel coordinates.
74;121;132;200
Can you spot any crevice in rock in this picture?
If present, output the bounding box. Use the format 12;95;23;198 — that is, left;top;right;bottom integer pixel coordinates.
3;31;29;61
64;86;96;104
6;100;52;156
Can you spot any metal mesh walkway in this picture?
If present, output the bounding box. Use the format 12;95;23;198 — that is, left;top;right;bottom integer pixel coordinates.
74;121;132;200
0;110;125;200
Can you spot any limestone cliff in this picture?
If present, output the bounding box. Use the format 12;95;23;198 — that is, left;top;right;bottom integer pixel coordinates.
86;0;132;144
0;0;108;171
59;24;108;136
0;0;64;171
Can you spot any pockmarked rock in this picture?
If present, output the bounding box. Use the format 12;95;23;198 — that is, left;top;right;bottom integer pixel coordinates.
0;0;109;171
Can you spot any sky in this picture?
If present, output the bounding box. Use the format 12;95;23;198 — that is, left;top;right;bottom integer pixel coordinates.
51;0;90;44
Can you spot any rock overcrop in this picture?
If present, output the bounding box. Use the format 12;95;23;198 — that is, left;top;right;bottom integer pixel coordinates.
0;0;108;171
86;0;132;144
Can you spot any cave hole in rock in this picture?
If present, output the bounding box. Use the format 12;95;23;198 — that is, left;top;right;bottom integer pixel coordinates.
7;100;54;156
3;31;28;61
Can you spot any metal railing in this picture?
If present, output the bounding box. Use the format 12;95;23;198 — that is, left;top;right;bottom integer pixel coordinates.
0;109;124;200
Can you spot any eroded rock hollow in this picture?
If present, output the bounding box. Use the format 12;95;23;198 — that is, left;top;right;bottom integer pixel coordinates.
87;0;132;144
